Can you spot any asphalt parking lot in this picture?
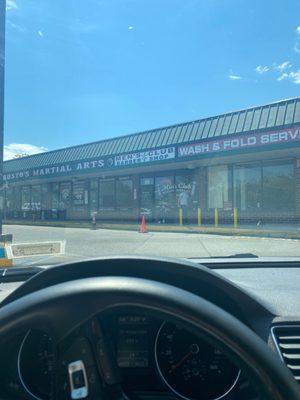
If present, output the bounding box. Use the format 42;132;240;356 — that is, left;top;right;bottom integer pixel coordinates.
2;224;300;267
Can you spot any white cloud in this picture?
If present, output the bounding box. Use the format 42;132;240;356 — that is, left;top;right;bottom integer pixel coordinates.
4;143;47;161
255;65;269;74
7;20;25;32
277;73;289;81
273;61;292;71
228;74;242;80
294;26;300;52
277;70;300;84
294;42;300;53
128;26;133;30
38;30;44;37
6;0;18;10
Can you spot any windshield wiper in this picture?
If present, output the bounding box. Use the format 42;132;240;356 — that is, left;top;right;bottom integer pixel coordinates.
223;253;259;258
189;253;259;260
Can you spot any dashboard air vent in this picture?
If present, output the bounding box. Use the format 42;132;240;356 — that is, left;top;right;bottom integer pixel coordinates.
272;325;300;384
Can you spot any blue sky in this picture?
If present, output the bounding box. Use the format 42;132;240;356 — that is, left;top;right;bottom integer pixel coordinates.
3;0;300;159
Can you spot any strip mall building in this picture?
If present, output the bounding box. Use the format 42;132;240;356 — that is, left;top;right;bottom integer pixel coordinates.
3;97;300;224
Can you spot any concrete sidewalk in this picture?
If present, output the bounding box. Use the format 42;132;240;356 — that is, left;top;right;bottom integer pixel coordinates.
4;224;300;263
4;219;300;239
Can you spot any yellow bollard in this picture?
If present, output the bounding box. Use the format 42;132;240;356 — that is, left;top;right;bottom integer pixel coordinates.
214;208;218;227
233;207;238;228
197;208;202;226
179;208;183;226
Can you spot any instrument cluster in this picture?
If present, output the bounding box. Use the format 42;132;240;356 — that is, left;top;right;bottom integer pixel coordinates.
17;313;256;400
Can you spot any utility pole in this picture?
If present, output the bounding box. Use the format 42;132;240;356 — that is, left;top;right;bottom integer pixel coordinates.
0;0;5;236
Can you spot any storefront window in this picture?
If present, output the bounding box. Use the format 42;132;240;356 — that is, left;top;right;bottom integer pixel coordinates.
41;184;51;209
31;185;42;210
73;180;88;206
99;179;115;209
90;179;99;213
234;164;261;211
207;165;229;209
175;175;197;223
262;162;294;211
116;177;133;208
175;175;197;208
60;182;72;210
5;186;15;211
155;176;175;222
21;186;31;211
14;186;21;211
140;177;154;218
52;183;59;209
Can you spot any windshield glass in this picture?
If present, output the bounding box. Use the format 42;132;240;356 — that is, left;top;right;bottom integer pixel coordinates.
1;0;300;266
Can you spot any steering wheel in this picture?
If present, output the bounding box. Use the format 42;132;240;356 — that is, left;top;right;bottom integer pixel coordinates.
0;257;299;400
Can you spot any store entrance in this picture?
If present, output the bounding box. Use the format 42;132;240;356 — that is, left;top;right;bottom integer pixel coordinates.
140;177;155;222
139;172;198;224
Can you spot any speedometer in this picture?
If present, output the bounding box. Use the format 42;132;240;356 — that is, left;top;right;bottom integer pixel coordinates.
18;330;55;400
155;322;240;400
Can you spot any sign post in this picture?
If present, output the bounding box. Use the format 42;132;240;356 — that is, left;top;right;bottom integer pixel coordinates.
0;1;5;236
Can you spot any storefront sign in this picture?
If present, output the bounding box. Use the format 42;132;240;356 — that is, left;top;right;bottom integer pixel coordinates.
4;158;105;182
3;126;300;183
4;148;176;182
113;147;175;166
156;181;195;194
178;126;300;158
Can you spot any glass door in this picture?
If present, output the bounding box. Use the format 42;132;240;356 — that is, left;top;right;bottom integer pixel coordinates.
140;177;155;221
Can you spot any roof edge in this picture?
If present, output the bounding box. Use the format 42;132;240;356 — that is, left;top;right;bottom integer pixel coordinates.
4;96;300;165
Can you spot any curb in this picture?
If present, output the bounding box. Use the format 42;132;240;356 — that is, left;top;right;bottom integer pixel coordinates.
98;224;300;239
4;220;300;240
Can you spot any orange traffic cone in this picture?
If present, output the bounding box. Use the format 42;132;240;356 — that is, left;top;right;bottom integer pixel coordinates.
139;215;147;233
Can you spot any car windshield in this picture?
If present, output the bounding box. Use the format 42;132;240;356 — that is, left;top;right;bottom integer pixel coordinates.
1;0;300;267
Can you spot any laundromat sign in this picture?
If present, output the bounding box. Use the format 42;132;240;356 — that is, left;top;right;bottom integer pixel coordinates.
178;126;300;158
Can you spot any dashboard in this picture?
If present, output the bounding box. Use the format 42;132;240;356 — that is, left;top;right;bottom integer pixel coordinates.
15;312;256;400
1;258;300;400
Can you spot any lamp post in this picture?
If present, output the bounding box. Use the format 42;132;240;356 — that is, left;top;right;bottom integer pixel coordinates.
0;1;6;236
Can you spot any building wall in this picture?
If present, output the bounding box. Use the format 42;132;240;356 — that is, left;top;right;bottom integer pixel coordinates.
3;156;299;225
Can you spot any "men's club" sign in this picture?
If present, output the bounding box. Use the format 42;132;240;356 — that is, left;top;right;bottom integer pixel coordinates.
113;147;175;166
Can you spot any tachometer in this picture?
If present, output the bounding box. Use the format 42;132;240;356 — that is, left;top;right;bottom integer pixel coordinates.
155;322;240;400
18;330;55;400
